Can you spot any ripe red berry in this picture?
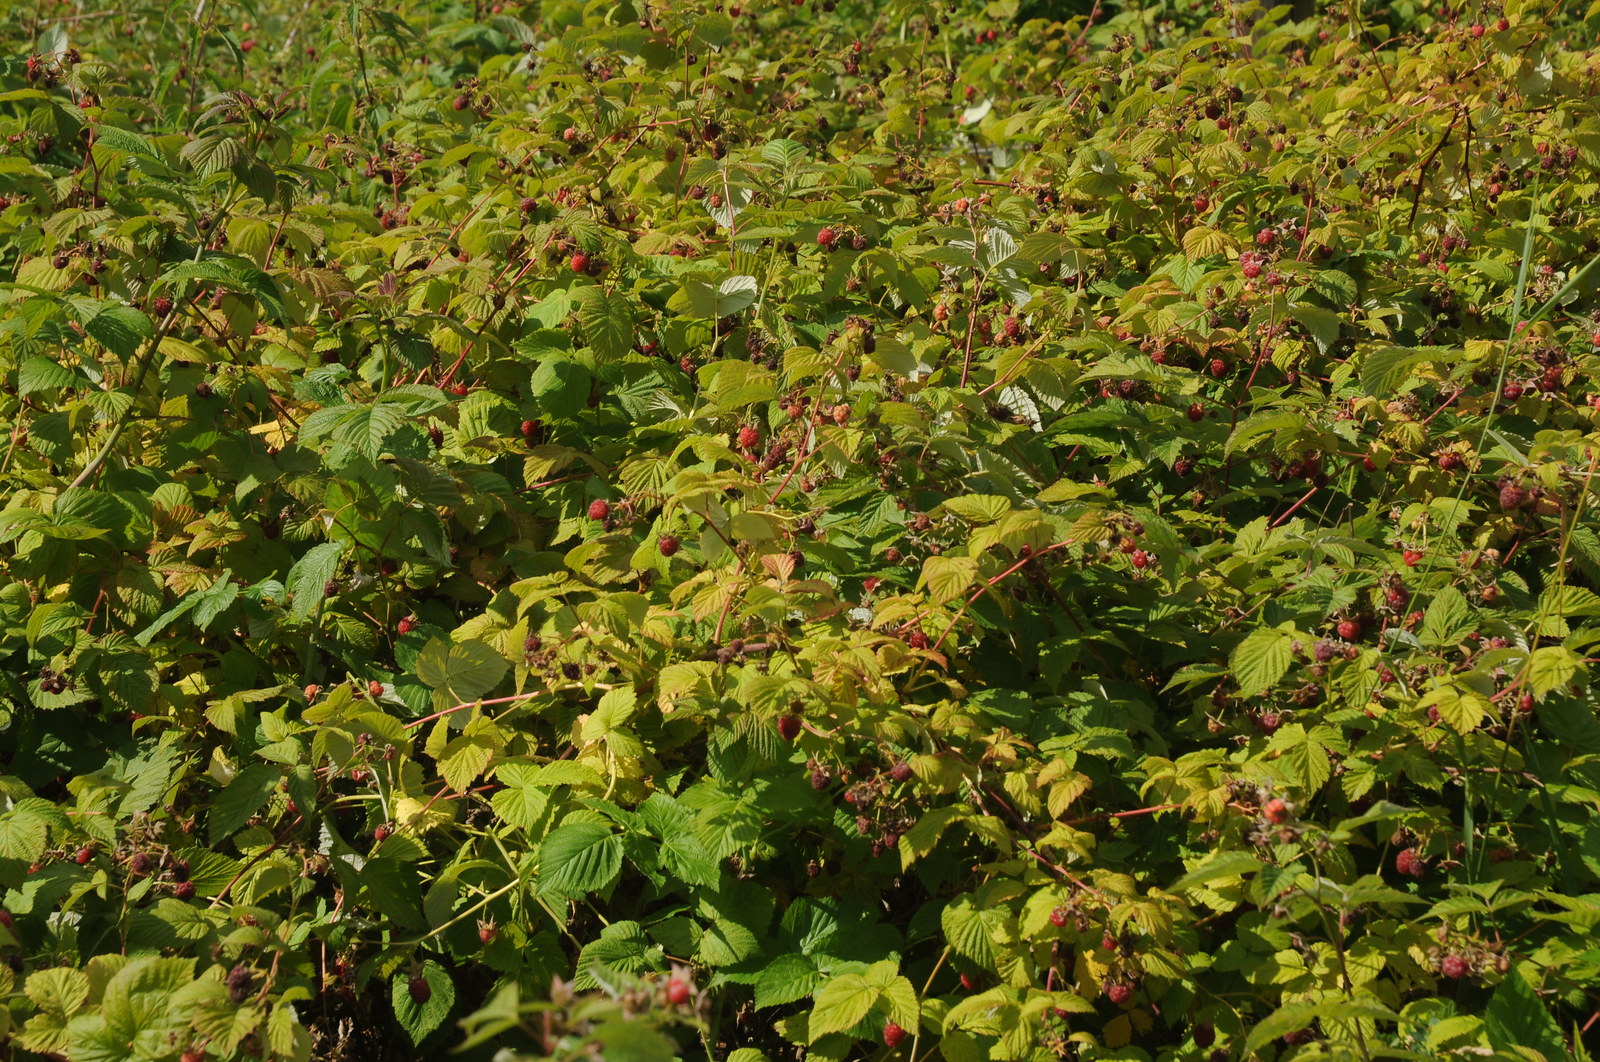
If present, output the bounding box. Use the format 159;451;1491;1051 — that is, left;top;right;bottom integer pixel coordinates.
569;252;589;273
154;295;175;315
450;382;469;396
1049;906;1068;928
478;920;498;944
1003;316;1021;338
1106;982;1133;1005
1403;549;1423;567
1395;847;1425;878
521;419;539;438
1130;549;1149;569
75;846;93;865
562;127;577;142
776;714;802;741
174;881;196;900
959;972;978;991
397;616;415;636
1192;195;1209;212
658;535;680;557
1241;260;1262;279
666;979;692;1005
373;824;391;842
1187;403;1205;422
587;499;611;521
1209;358;1228;378
1469;23;1484;37
1263;798;1289;824
737;425;760;449
1256;711;1281;734
907;631;929;650
883;1022;906;1048
1386;586;1409;609
368;680;384;698
1497;16;1509;30
816;226;836;247
889;761;912;782
1440;954;1470;979
1256;228;1274;245
1502;382;1524;402
241;39;256;51
1336;619;1361;641
1499;484;1530;511
1438;452;1463;472
408;973;431;1004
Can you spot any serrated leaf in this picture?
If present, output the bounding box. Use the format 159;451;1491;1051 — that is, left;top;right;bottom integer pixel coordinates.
538;822;623;900
1231;627;1293;698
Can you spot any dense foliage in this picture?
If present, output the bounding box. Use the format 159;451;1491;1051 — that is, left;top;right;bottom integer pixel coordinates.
2;0;1600;1058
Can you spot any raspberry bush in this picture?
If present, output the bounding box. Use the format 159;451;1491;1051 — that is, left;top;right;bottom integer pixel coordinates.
1;0;1600;1059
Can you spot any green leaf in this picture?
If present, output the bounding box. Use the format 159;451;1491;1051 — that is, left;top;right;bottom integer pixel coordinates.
576;287;635;363
1419;586;1472;647
1231;626;1293;698
18;356;82;395
208;764;281;845
415;638;508;704
530;356;592;418
391;961;455;1045
1486;965;1565;1059
538;821;623;900
83;304;153;360
807;973;879;1040
286;542;343;621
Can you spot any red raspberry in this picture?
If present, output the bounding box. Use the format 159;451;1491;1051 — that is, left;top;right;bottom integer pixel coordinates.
1395;847;1425;877
408;973;431;1004
569;252;589;273
1049;906;1068;927
1336;619;1361;641
1440;954;1470;978
1263;798;1289;824
1499;484;1530;511
816;226;836;247
1242;260;1262;279
373;824;391;842
521;419;539;438
397;616;415;636
1192;195;1209;212
666;979;691;1005
657;535;679;557
1002;316;1021;338
368;680;384;698
174;881;196;900
776;715;801;741
587;499;611;521
1106;982;1133;1005
1130;550;1149;569
737;425;760;449
1187;403;1205;422
1469;23;1484;37
1403;549;1423;567
907;631;929;650
882;1022;906;1048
